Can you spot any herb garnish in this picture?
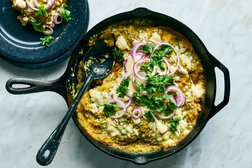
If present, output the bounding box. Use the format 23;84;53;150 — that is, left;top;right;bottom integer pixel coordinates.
32;21;44;31
116;77;130;98
59;5;71;22
112;47;124;63
170;117;181;132
143;43;155;54
104;103;117;116
132;73;176;120
134;74;174;95
141;43;174;76
35;6;47;17
41;35;54;47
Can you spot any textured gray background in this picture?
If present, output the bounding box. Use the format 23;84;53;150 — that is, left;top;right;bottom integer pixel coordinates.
1;0;251;167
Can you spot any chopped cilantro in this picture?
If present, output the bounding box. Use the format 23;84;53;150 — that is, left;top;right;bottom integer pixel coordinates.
165;100;178;115
144;111;153;119
59;5;71;22
170;117;181;132
116;77;130;98
146;74;175;94
104;103;117;116
41;35;54;47
112;47;124;63
143;43;155;54
141;43;174;74
35;6;47;17
32;21;44;31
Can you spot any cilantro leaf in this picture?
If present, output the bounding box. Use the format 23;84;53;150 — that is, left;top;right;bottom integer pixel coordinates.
170;117;181;132
41;35;54;47
116;77;130;98
144;111;153;120
104;103;117;116
154;44;173;58
133;80;146;93
35;6;47;17
146;74;174;94
32;21;44;31
132;92;140;102
112;47;124;63
165;100;178;115
143;43;155;54
59;5;71;22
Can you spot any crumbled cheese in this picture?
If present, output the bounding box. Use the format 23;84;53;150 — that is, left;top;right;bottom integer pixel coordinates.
90;103;98;113
191;83;204;98
116;35;129;50
149;32;161;44
180;54;192;69
14;0;26;9
139;32;148;41
89;89;111;105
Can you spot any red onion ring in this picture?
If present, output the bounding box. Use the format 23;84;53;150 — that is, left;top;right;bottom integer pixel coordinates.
34;0;55;10
131;42;146;59
157;111;175;119
157;96;177;119
26;0;39;11
175;95;186;107
133;58;150;81
154;42;180;76
131;108;143;119
54;13;63;24
163;58;170;75
118;98;132;109
165;85;186;107
43;25;53;35
108;98;126;119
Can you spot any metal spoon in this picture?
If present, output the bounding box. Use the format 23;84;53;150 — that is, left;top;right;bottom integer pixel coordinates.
36;42;115;166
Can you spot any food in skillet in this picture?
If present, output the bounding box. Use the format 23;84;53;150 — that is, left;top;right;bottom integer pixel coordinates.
74;20;205;153
12;0;71;46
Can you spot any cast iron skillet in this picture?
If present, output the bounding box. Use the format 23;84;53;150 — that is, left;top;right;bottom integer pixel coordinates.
6;8;230;164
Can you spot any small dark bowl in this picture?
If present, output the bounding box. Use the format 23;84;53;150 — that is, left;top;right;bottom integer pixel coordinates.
0;0;89;67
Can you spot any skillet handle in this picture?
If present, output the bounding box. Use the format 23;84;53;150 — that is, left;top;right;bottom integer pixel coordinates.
208;54;230;119
5;74;67;100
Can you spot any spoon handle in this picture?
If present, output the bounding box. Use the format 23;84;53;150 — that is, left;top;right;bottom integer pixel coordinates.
36;74;93;166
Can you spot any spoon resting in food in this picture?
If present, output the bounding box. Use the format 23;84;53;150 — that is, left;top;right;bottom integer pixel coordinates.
36;42;115;166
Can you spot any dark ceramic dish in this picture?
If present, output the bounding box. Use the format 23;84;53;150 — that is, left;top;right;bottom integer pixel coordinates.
6;8;230;164
0;0;89;68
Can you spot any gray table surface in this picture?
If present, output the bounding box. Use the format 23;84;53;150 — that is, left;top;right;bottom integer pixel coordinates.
1;0;251;167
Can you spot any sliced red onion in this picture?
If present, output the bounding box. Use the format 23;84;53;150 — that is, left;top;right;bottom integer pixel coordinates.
131;108;143;119
163;58;170;75
175;95;186;107
108;98;126;119
165;85;183;95
26;0;39;11
34;0;55;10
125;98;132;108
133;58;149;81
124;55;134;73
131;42;145;59
154;42;180;76
165;85;186;107
136;50;143;55
43;25;53;35
123;71;132;80
118;98;132;109
157;111;175;119
54;13;63;24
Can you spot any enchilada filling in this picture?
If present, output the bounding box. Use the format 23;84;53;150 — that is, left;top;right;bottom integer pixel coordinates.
74;20;205;153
